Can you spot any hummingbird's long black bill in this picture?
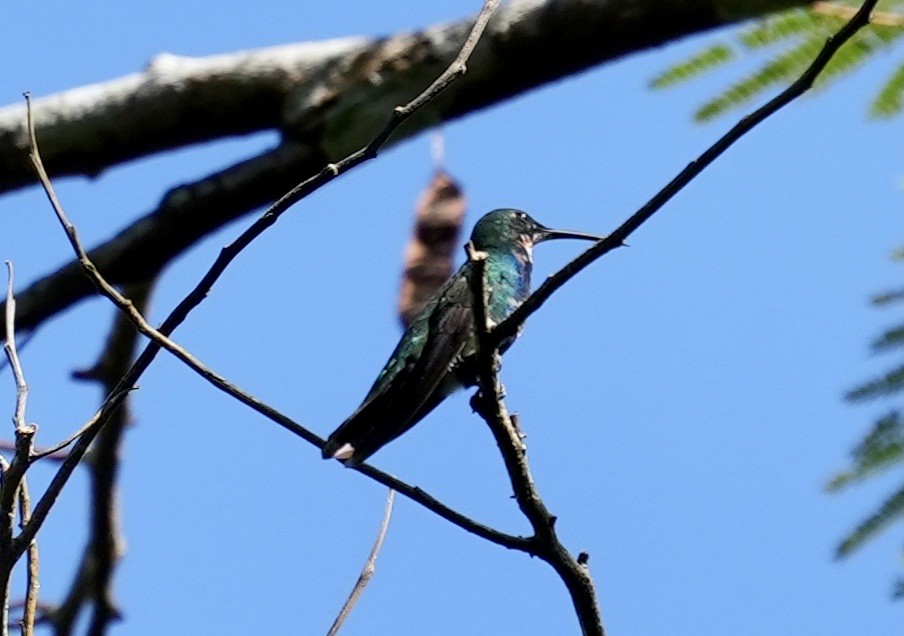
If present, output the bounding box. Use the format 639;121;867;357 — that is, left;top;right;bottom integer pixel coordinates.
535;226;606;243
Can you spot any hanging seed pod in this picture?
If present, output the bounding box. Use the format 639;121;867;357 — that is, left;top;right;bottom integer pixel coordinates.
397;171;466;327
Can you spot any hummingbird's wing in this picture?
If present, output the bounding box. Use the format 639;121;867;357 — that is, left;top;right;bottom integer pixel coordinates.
322;265;476;465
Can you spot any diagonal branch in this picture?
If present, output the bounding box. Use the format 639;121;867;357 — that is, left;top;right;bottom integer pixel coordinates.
492;0;880;347
326;489;395;636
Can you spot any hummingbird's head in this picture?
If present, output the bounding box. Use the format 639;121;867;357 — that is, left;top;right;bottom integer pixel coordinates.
470;209;604;251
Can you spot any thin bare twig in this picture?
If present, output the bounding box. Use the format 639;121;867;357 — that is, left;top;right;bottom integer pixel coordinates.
326;489;395;636
10;100;143;562
30;386;133;462
466;244;604;635
1;262;37;636
493;0;880;347
16;477;38;636
3;264;29;438
0;442;66;462
0;333;31;375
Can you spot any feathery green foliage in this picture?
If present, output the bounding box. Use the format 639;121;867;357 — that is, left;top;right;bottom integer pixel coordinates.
649;44;735;89
740;11;839;48
846;365;904;400
828;411;904;490
835;486;904;557
871;61;904;114
695;35;825;120
653;1;904;120
829;247;904;598
872;325;904;352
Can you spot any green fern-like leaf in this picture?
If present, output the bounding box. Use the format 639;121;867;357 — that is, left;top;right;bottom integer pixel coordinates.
811;26;904;90
695;35;824;121
740;10;839;48
653;2;904;120
894;577;904;599
846;365;904;401
828;411;904;491
649;44;735;89
873;325;904;352
871;61;904;116
872;288;904;305
836;484;904;558
831;243;904;596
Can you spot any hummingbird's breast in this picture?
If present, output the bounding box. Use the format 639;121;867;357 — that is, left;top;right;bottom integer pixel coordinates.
484;249;532;327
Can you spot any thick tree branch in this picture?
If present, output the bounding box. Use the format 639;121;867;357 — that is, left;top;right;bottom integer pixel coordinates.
0;0;812;338
0;0;807;194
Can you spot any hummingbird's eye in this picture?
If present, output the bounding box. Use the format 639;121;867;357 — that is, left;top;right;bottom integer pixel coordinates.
517;212;527;219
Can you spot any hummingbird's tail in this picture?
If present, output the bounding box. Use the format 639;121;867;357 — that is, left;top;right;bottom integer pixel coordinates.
322;381;452;466
321;412;388;467
321;428;360;465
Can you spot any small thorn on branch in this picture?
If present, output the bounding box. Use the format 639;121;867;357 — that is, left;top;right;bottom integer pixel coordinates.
578;552;590;566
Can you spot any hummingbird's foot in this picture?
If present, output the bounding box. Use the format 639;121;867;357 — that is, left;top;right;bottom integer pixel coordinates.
470;382;509;417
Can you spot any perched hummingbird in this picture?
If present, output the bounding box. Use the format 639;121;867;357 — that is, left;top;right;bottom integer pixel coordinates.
322;208;603;465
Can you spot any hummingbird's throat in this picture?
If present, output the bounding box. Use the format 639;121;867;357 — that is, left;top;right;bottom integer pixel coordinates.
518;233;534;263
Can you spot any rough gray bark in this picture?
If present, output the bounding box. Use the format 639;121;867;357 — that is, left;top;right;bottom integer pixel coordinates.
0;0;811;336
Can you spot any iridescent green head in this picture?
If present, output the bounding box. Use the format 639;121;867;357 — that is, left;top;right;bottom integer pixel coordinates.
470;209;603;251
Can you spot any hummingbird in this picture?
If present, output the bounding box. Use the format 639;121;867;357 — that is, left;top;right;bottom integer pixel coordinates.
322;208;603;466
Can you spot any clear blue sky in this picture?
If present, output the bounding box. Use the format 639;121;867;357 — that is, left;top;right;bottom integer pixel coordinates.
0;1;901;634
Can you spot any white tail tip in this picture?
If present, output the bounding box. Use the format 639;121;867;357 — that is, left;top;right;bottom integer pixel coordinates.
332;443;356;461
